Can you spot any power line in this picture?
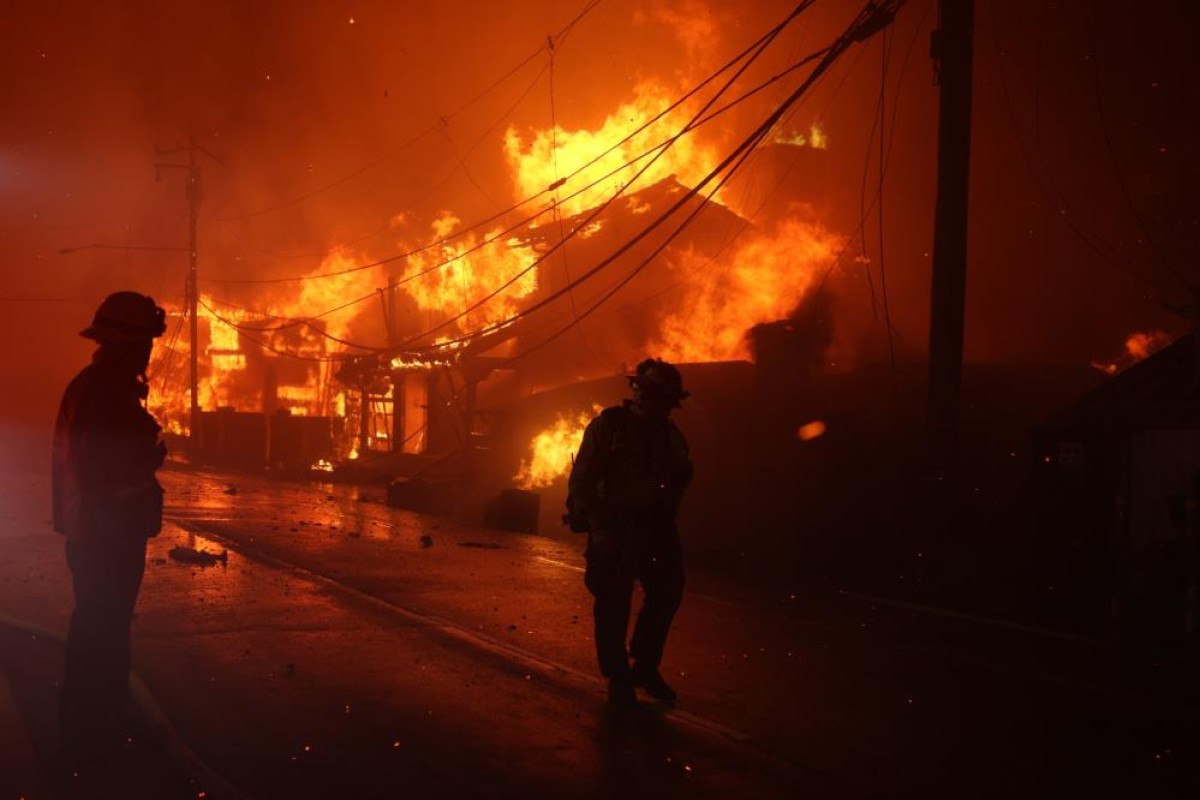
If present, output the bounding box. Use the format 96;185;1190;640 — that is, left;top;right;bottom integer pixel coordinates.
248;12;817;355
213;17;561;259
203;7;819;288
414;1;903;362
587;1;936;332
984;0;1177;293
247;0;821;357
216;62;549;264
547;33;608;369
875;26;900;403
203;1;899;367
214;0;602;223
388;1;818;354
505;1;906;365
148;303;187;383
196;297;352;364
1081;3;1191;289
202;32;836;349
218;23;819;357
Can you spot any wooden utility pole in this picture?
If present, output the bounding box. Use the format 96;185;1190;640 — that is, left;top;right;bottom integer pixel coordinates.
927;0;976;453
186;142;201;440
157;137;219;447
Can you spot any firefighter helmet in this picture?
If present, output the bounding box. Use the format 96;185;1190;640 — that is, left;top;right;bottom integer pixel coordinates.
80;292;167;343
629;358;689;404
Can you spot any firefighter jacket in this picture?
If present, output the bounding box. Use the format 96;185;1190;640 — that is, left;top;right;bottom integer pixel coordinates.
52;351;165;541
567;403;693;531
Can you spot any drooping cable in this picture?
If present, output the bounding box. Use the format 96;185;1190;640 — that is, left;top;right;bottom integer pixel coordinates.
1081;4;1191;289
985;0;1175;293
427;1;907;363
203;2;818;287
208;0;858;361
388;1;817;354
205;3;827;356
215;0;602;223
875;27;900;404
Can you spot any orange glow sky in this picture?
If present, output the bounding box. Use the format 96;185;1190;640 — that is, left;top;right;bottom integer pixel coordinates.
1;0;1196;428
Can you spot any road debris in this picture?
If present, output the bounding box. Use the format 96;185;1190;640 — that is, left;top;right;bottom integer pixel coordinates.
168;546;228;566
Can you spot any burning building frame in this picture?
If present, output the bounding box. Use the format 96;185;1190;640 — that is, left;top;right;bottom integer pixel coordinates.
144;77;849;498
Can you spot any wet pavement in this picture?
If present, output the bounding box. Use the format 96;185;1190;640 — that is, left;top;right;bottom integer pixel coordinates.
2;457;1199;798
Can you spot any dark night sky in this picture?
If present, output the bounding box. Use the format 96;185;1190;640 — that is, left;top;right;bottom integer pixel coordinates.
1;0;1197;428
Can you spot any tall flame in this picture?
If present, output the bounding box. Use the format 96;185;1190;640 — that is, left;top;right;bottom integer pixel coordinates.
504;84;719;218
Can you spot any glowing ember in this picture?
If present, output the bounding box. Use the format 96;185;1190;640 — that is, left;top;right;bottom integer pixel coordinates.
796;420;826;441
514;405;603;490
652;218;845;362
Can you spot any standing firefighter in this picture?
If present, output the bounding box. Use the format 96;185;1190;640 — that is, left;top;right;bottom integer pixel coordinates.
52;291;167;759
566;358;693;707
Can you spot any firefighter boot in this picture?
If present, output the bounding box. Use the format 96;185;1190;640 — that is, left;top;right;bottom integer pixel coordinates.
631;663;677;703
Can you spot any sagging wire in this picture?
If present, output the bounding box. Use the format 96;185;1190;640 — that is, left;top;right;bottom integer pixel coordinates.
985;0;1175;293
1080;3;1192;291
210;0;848;361
196;297;352;364
438;0;909;365
203;1;816;288
215;0;603;223
204;3;827;355
383;7;812;358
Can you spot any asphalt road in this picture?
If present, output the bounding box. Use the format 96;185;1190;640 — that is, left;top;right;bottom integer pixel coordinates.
2;459;1198;798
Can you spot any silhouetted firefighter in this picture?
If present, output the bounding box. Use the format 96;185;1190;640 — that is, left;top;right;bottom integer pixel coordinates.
566;358;692;707
52;292;167;760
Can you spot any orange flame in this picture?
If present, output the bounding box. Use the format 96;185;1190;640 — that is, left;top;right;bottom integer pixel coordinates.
1090;329;1171;375
403;213;539;333
504;84;719;218
147;248;386;436
652;218;844;362
514;405;603;490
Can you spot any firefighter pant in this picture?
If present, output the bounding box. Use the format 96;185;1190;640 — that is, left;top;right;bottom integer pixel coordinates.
60;535;147;757
584;526;684;680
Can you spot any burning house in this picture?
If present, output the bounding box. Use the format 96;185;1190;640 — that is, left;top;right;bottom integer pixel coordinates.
144;82;849;535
